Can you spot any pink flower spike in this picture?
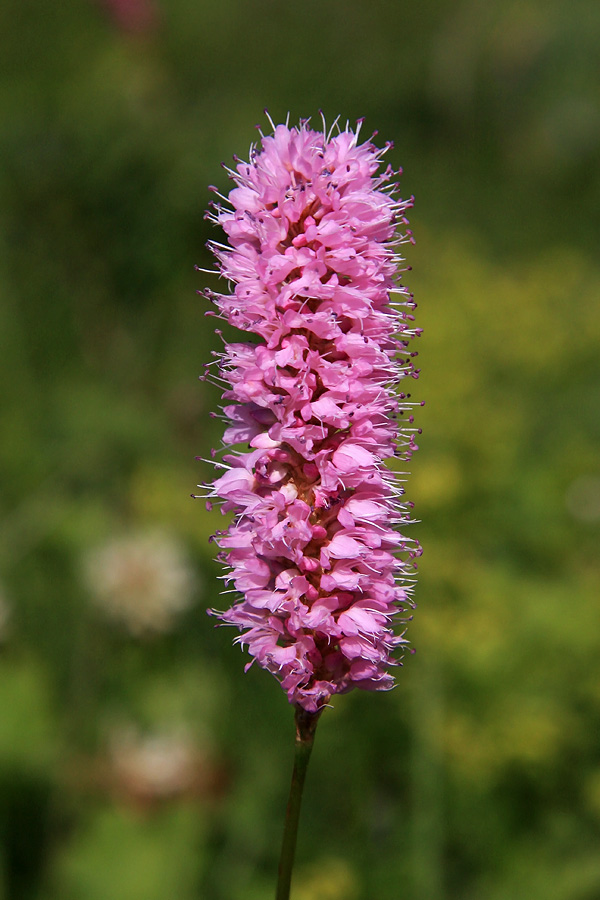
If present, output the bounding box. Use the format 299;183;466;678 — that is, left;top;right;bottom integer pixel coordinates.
200;115;420;713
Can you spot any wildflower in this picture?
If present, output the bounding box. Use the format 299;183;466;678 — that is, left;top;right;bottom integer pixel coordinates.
201;115;421;714
83;529;196;636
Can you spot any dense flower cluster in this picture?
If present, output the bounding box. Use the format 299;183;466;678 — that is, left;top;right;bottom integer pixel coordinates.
200;116;421;713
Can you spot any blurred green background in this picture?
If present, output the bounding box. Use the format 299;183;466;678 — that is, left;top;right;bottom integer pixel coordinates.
1;0;599;898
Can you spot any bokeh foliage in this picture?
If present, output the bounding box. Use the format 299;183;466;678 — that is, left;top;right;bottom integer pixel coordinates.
1;0;599;898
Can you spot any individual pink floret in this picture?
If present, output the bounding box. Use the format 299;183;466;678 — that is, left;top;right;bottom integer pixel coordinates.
199;115;421;713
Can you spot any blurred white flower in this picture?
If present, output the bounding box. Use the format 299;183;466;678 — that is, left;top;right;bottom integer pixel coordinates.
83;529;196;635
108;725;196;802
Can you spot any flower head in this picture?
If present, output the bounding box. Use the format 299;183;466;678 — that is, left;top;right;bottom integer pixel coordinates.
200;116;421;713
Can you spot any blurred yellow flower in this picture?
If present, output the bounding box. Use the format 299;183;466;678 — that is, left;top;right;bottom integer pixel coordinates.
293;857;359;900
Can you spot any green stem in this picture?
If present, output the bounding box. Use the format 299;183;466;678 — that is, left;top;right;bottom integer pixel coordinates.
276;706;321;900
